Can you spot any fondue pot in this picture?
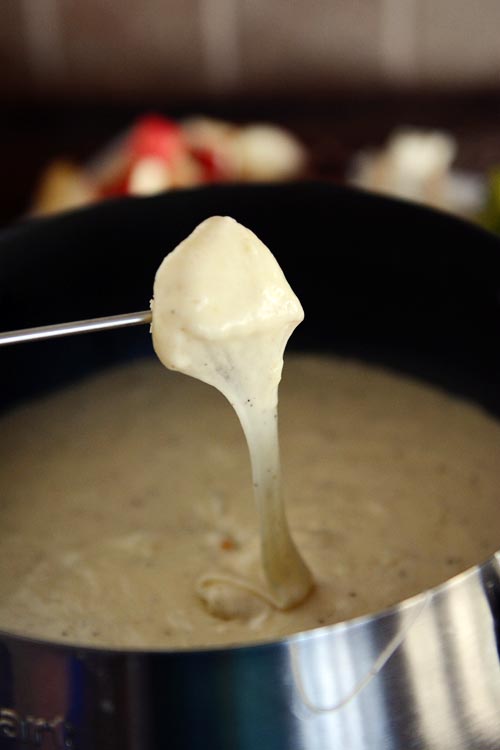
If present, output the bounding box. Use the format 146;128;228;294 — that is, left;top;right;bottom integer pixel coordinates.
0;183;500;750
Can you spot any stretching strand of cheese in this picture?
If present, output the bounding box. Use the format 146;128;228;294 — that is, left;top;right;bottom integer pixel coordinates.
151;216;313;613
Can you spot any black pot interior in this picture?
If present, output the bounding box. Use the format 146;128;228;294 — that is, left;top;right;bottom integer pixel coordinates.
1;182;500;417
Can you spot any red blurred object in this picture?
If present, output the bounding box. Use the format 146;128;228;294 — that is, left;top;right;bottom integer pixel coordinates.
128;114;185;162
100;173;129;198
100;114;187;197
191;147;231;182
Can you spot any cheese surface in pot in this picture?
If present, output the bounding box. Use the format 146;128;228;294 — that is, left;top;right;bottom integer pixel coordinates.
0;217;499;649
0;355;499;647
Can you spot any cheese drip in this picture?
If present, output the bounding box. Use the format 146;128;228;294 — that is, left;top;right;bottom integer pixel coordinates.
151;216;313;612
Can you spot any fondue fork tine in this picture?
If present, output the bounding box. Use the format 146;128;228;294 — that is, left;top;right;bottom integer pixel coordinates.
0;310;152;346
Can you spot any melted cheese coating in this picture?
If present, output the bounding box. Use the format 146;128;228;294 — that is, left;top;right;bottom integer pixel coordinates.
151;216;313;613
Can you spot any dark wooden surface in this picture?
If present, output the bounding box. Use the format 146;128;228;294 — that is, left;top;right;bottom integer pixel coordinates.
2;90;500;228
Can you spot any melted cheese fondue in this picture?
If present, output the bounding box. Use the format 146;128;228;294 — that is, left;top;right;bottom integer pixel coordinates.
0;218;499;649
0;356;499;647
151;216;312;614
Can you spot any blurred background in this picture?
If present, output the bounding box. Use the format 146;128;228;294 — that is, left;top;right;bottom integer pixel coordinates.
2;0;500;229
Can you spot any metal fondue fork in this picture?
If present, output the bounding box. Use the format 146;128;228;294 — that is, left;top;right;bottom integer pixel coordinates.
0;310;152;346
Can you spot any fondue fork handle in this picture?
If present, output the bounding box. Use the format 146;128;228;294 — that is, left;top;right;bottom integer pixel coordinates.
0;310;152;346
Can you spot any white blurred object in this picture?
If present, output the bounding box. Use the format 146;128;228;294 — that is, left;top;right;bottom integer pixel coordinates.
230;124;307;181
182;117;307;182
350;128;484;217
128;157;173;195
